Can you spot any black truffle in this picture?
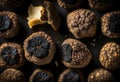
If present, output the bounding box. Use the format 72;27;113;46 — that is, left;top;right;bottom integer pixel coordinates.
23;31;56;65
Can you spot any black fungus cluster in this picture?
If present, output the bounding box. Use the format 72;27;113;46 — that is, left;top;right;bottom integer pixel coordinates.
61;44;72;62
33;71;51;82
27;36;49;58
63;71;80;82
1;46;19;66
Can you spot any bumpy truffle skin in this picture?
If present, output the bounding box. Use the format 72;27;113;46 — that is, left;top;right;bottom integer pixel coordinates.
57;0;82;9
0;42;25;69
67;9;97;39
0;68;26;82
61;38;92;68
23;31;56;66
88;0;112;10
0;0;24;9
58;69;84;82
29;69;54;82
101;11;120;38
88;68;115;82
0;11;19;38
99;42;120;70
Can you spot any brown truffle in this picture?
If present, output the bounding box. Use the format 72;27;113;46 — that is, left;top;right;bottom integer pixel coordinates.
0;68;26;82
88;0;112;10
0;11;19;38
99;42;120;70
88;68;115;82
67;9;97;39
58;69;84;82
61;38;92;68
23;31;56;66
57;0;82;9
0;0;24;9
27;1;61;31
0;42;25;69
29;69;54;82
101;11;120;38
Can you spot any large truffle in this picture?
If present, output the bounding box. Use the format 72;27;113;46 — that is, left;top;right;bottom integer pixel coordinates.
0;11;19;38
67;9;97;39
88;68;115;82
99;42;120;70
0;42;25;68
23;31;56;65
0;68;26;82
61;38;92;68
101;11;120;38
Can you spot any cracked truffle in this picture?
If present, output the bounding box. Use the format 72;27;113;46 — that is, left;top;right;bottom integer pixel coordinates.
0;0;24;9
0;68;26;82
101;11;120;38
67;9;97;39
88;0;112;10
0;42;25;68
57;0;82;9
61;38;92;68
0;11;19;38
27;1;61;31
99;42;120;70
23;31;55;65
29;69;54;82
58;69;84;82
88;68;115;82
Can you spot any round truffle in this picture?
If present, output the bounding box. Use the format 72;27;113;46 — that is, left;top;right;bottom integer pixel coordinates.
101;11;120;38
0;68;26;82
61;38;92;68
23;31;56;65
88;0;112;10
57;0;82;9
88;68;115;82
0;11;19;38
67;9;97;39
0;0;24;9
58;69;84;82
29;69;54;82
0;42;25;68
99;42;120;70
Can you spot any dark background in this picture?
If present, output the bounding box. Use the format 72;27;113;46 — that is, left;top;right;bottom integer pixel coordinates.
0;0;120;82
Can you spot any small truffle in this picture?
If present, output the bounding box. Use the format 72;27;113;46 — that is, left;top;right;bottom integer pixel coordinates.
88;68;115;82
27;1;61;31
57;0;82;9
23;31;55;65
88;0;112;10
67;9;97;39
61;38;92;68
99;42;120;70
101;11;120;38
0;68;26;82
58;69;84;82
0;42;25;68
0;11;19;38
29;69;54;82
